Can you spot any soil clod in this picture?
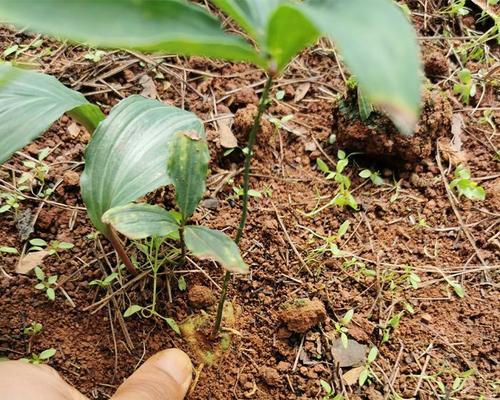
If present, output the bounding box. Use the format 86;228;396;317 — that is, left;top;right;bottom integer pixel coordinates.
279;299;326;333
188;285;216;309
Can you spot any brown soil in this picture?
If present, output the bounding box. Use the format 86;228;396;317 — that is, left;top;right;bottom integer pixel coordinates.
1;3;499;400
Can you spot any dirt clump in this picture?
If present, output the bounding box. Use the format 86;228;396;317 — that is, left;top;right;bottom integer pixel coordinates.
260;366;282;387
333;88;453;166
279;299;327;333
233;104;272;144
422;47;449;79
188;285;216;309
62;170;80;187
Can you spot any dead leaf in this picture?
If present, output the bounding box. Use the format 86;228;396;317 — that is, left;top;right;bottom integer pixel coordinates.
331;338;367;367
16;250;50;275
217;115;238;148
139;74;158;99
67;122;81;138
15;208;34;241
294;83;310;103
342;366;365;386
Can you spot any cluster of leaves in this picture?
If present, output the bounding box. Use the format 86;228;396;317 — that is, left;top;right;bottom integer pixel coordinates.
450;165;486;201
33;266;58;301
453;69;477;105
21;348;57;364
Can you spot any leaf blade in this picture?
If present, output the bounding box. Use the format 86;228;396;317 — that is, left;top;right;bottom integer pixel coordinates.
167;131;209;221
0;64;104;164
80;95;204;235
184;226;248;274
102;203;179;240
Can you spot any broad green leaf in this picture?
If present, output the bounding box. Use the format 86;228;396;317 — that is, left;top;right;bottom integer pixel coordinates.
301;0;421;135
211;0;283;41
167;131;209;221
39;348;56;360
0;64;104;164
81;95;204;235
266;4;319;71
367;346;379;363
184;226;248;274
0;0;264;67
102;203;179;240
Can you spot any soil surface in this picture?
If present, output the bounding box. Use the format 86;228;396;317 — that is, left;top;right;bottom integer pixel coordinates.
1;2;499;400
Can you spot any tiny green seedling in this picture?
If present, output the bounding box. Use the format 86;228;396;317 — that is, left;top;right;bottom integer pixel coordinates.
359;346;379;387
34;266;58;301
0;192;25;214
342;257;377;279
19;148;52;197
89;272;119;289
314;152;358;214
23;322;43;336
84;49;106;63
359;169;384;186
29;238;74;256
21;348;56;364
3;37;44;59
443;0;470;16
0;246;18;255
335;309;354;348
320;379;343;400
450;165;485;201
453;69;476;105
445;277;465;298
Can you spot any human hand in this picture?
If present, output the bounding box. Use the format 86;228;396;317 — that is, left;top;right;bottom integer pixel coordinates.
0;348;192;400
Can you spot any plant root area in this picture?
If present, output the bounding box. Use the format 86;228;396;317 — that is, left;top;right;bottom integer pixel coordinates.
1;4;499;399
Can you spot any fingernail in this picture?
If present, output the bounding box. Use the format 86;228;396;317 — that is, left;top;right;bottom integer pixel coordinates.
154;349;193;394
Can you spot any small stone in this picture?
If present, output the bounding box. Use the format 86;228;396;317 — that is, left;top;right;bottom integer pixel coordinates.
276;361;291;372
200;198;220;210
260;366;281;387
331;338;367;367
421;313;432;323
188;285;215;309
63;170;80;187
279;299;327;333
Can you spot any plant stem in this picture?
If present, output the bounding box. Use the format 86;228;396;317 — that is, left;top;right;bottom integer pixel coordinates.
212;74;273;338
107;227;138;276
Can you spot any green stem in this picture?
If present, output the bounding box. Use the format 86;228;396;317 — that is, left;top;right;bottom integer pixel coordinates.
179;222;187;263
212;74;274;338
107;226;138;276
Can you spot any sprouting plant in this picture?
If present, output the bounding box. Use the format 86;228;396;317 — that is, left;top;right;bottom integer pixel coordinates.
0;246;18;255
320;380;343;400
317;151;358;210
306;220;350;260
89;271;119;289
21;348;56;364
359;169;384;186
453;69;477;105
418;368;475;400
0;0;422;338
18;147;52;196
443;0;470;16
342;257;377;279
84;49;106;63
29;238;74;256
450;165;486;201
231;186;263;200
334;309;354;348
269;114;294;133
359;346;379;387
414;218;430;230
380;303;414;343
0;192;24;214
445;277;465;298
23;322;43;336
3;37;44;59
34;266;58;301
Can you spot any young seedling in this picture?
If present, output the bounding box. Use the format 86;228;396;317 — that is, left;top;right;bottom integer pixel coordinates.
23;322;43;336
450;165;486;201
359;169;384;186
89;271;119;289
29;238;74;258
359;346;379;387
320;380;343;400
21;348;56;364
0;192;25;214
0;246;18;255
34;266;58;301
315;152;358;212
453;69;477;105
335;309;354;348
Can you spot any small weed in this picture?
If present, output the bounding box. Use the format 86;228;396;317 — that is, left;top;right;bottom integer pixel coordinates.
335;309;354;348
417;368;475;400
0;192;25;214
19;148;52;197
84;49;106;63
89;272;119;289
359;169;384;186
320;379;343;400
445;277;465;298
21;348;56;364
359;346;379;387
34;266;58;301
3;38;44;59
453;69;476;105
29;238;74;256
0;246;18;255
450;165;486;201
23;322;43;336
443;0;470;16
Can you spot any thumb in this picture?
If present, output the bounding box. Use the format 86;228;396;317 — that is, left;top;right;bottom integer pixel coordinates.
112;349;192;400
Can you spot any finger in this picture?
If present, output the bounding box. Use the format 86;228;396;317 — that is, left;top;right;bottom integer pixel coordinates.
0;361;88;400
112;349;192;400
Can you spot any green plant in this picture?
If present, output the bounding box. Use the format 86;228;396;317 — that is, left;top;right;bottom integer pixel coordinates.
417;368;475;400
453;69;477;105
359;346;379;387
89;272;119;289
0;0;421;336
0;192;25;214
23;322;43;336
29;238;74;256
320;379;343;400
21;348;56;364
0;246;18;255
334;309;354;348
450;165;486;201
315;151;358;211
18;147;52;197
359;169;384;186
443;0;470;16
34;266;58;301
